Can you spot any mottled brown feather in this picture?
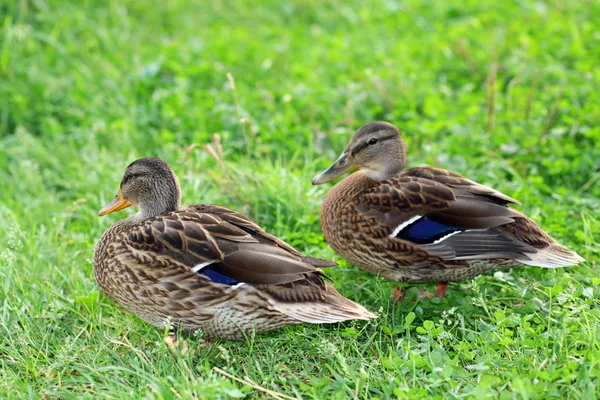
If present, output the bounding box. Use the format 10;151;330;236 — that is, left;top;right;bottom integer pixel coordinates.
95;160;375;340
319;168;583;283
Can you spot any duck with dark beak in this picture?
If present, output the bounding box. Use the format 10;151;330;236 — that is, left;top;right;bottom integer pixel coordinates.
311;121;584;302
311;151;359;185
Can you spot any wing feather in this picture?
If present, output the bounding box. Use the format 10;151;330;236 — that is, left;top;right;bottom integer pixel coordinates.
355;166;529;261
123;206;334;285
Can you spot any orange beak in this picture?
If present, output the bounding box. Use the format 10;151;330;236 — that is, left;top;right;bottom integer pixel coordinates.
98;189;131;216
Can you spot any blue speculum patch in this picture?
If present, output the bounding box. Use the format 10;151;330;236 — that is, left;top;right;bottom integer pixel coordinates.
396;217;461;244
200;267;239;285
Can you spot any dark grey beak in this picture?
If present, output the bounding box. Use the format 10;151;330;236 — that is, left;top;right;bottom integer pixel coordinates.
312;152;359;185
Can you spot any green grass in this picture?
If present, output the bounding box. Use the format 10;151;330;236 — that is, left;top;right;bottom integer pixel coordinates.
1;0;599;398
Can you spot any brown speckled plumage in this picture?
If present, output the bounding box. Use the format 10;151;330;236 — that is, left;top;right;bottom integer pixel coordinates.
94;158;375;340
313;122;584;285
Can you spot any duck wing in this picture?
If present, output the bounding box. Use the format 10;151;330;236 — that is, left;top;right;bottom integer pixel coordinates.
354;166;536;261
189;204;337;268
124;206;331;286
119;206;374;323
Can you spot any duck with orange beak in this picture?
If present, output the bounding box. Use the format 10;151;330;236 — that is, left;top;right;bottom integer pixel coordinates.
93;157;375;340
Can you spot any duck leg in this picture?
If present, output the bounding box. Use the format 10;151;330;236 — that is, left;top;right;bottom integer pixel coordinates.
435;282;448;299
164;331;178;348
395;282;449;303
393;286;407;304
416;282;448;299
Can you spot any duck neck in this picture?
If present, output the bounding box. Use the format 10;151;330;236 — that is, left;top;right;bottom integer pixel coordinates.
320;171;379;228
137;201;178;221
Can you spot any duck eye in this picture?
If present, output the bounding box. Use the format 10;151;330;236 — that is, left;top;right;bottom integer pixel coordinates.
368;138;378;145
339;160;346;166
122;173;137;185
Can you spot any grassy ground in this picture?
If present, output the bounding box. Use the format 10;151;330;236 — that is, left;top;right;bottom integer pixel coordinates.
1;0;599;398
